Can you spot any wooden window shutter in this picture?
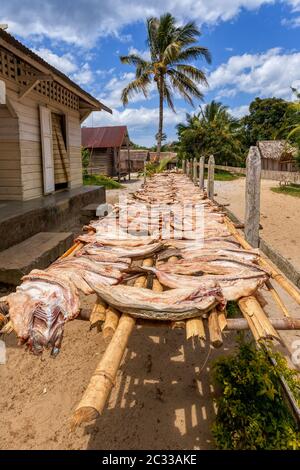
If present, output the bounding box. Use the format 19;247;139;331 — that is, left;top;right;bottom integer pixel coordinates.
39;105;55;194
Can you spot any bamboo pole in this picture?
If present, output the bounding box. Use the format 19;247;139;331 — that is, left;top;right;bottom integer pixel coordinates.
208;308;223;348
217;311;227;331
102;307;121;343
0;312;7;329
186;318;206;340
71;257;154;428
225;216;300;307
90;298;107;330
225;317;300;331
238;296;281;342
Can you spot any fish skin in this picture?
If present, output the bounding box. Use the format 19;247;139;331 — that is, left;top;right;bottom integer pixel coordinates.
81;241;163;259
86;282;225;321
137;266;268;301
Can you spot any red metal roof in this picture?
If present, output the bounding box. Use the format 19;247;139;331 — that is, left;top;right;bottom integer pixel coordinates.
81;126;128;149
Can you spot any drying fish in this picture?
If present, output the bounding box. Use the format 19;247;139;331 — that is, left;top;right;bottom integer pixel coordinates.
158;257;268;277
4;271;80;355
80;241;163;259
137;265;268;301
76;233;159;247
87;282;225;321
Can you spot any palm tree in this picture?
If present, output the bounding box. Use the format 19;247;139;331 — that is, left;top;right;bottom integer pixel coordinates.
177;101;243;165
120;13;211;156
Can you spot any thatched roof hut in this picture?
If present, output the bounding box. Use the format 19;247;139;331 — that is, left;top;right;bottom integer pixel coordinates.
257;140;298;171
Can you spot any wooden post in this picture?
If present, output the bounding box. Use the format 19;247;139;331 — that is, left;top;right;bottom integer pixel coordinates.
186;160;190;179
207;155;215;200
182;159;186;174
199;155;205;190
245;146;261;248
127;141;131;181
193;158;197;184
144;161;147;184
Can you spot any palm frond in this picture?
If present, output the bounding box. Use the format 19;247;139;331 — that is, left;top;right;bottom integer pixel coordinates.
120;54;149;68
175;46;212;64
175;21;201;45
121;74;151;106
173;64;208;85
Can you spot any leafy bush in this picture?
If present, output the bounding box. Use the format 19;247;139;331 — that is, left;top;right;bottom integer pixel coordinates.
212;339;300;450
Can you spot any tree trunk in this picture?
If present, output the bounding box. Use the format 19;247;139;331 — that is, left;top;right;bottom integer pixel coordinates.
156;77;164;158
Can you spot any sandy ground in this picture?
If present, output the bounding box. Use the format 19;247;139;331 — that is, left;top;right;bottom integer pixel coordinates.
215;178;300;271
1;175;300;450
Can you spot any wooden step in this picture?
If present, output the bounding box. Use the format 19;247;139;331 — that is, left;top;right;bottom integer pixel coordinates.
0;232;74;285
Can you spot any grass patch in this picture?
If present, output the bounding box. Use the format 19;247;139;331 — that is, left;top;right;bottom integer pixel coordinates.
204;169;242;181
271;185;300;198
83;174;124;189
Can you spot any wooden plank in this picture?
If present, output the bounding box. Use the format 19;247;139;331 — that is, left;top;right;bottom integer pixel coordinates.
245;146;261;248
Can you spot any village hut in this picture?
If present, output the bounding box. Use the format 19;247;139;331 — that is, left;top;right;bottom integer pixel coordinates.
81;126;131;180
0;28;111;201
119;149;177;172
257;140;298;172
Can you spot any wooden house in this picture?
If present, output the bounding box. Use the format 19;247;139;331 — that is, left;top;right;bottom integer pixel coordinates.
81;125;131;179
257;140;298;172
0;29;111;201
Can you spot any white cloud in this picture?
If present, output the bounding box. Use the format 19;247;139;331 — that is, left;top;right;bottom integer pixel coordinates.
1;0;283;47
128;46;151;61
229;104;249;118
208;48;300;99
72;63;94;85
32;48;77;74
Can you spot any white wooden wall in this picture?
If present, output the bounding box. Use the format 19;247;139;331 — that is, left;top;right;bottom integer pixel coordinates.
1;80;83;201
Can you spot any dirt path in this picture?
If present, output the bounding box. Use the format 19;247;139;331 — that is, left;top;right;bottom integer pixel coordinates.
215;178;300;271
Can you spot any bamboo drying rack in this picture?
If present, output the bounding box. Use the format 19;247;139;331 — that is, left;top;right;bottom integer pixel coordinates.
1;171;300;429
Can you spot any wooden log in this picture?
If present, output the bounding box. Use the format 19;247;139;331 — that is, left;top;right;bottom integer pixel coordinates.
244;146;261;248
207;155;215;200
238;296;281;342
182;159;186;174
71;313;136;428
217;311;227;331
199;156;205;190
186;318;206;340
226;317;300;331
90;298;107;330
225;216;300;307
102;307;121;343
71;257;154;428
208;308;223;348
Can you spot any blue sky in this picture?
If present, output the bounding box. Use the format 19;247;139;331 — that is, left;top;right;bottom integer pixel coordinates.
2;1;300;146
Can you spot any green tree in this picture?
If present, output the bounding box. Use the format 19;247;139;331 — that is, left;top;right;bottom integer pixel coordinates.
177;101;243;165
240;97;292;147
120;13;211;157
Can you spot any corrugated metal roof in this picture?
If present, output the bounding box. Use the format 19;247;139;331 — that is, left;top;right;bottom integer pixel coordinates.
0;29;111;113
82;126;128;149
257;140;298;160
